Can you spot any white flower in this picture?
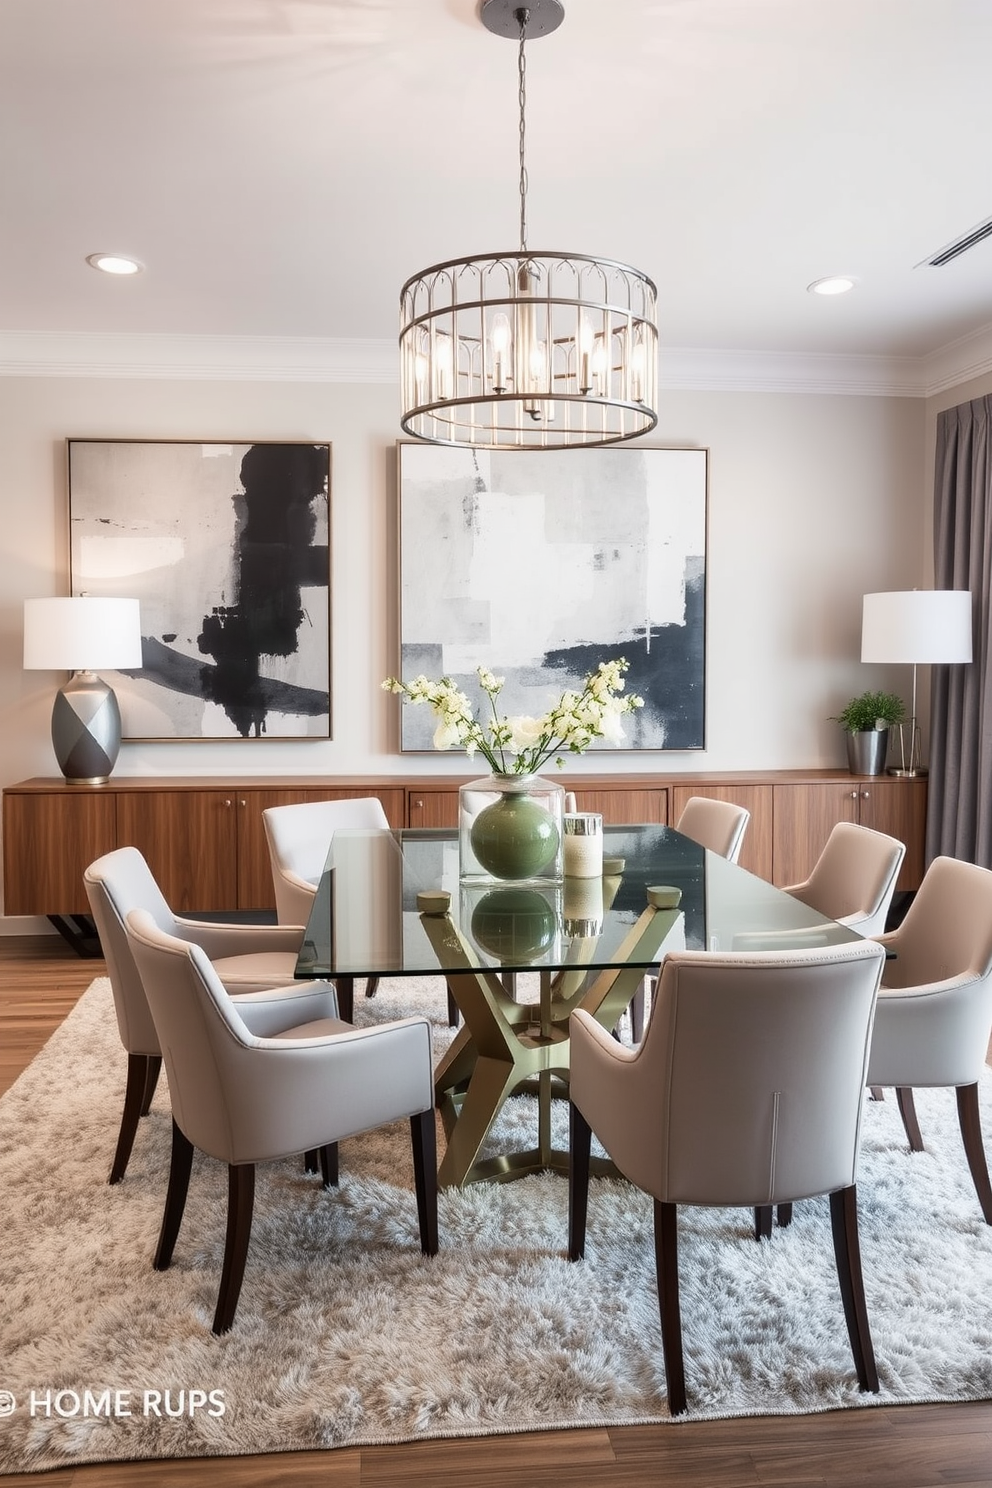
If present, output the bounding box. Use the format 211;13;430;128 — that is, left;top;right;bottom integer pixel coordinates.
382;659;644;776
506;715;545;752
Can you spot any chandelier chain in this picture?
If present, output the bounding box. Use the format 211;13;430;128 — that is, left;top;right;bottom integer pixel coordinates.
517;8;528;253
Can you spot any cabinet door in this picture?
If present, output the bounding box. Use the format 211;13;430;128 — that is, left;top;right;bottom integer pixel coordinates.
568;787;668;826
856;779;927;891
3;791;118;916
771;783;859;887
237;787;407;910
117;790;239;912
408;790;459;829
671;784;774;881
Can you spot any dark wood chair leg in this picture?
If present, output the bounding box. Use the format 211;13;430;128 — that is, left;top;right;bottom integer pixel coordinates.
303;1149;319;1174
829;1184;879;1393
365;976;379;999
109;1053;152;1185
446;986;460;1028
869;1086;885;1102
654;1199;687;1416
409;1109;439;1255
140;1054;162;1116
956;1083;992;1224
319;1142;339;1189
334;975;355;1024
777;1203;794;1228
754;1205;773;1240
568;1102;592;1260
154;1118;195;1270
212;1163;256;1336
895;1086;925;1151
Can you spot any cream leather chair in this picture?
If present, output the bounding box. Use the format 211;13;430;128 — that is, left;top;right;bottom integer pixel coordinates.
263;795;392;1010
262;796;390;926
781;821;905;938
85;846;319;1184
629;797;752;1043
675;796;750;863
867;854;992;1224
568;939;886;1416
125;907;439;1335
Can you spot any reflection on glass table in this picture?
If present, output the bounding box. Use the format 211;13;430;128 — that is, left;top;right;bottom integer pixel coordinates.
296;825;864;1188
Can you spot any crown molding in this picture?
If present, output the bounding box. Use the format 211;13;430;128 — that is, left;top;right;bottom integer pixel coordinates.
0;332;398;383
657;346;926;397
2;324;992;397
920;321;992;396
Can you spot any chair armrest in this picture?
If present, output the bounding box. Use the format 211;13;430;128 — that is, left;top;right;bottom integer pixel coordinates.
222;1016;437;1161
174;918;304;958
233;981;340;1037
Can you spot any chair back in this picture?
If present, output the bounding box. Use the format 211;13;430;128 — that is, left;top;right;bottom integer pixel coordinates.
601;940;885;1207
676;796;750;862
83;846;180;1055
124;908;256;1158
793;822;905;936
262;796;390;924
881;854;992;987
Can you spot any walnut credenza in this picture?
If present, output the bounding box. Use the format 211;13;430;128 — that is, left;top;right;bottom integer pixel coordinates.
2;770;927;920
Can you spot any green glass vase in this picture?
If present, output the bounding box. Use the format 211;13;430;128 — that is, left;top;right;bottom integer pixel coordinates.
459;772;565;884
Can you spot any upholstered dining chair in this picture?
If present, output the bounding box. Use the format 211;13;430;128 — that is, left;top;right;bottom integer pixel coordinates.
125;907;438;1335
626;798;752;1044
866;854;992;1225
263;795;390;1004
675;796;751;863
262;796;390;925
568;939;886;1416
85;846;321;1185
780;821;905;939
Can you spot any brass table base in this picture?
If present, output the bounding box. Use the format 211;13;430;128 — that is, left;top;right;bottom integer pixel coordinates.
422;902;679;1188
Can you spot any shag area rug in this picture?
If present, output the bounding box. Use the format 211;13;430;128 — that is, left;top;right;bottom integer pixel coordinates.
1;976;992;1474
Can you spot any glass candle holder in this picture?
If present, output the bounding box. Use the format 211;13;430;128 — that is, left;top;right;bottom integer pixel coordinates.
563;812;603;878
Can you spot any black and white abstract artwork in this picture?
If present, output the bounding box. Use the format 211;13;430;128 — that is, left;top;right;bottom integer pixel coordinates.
397;443;707;752
68;440;331;740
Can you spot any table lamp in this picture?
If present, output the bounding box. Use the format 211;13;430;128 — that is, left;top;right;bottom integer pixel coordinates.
860;590;972;777
23;596;142;784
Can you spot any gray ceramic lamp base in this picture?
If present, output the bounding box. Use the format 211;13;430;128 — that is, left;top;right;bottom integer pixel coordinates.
51;673;123;784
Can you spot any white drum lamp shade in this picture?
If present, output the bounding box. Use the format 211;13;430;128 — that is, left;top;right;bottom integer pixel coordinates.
861;590;972;776
861;590;973;666
23;597;142;783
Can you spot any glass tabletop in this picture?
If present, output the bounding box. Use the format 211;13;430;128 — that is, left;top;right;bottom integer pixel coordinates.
295;824;864;980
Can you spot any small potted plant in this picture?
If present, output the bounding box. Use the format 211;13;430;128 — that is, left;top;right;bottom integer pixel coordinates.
832;690;906;776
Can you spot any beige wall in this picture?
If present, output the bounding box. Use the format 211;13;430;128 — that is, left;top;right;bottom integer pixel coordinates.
0;372;929;918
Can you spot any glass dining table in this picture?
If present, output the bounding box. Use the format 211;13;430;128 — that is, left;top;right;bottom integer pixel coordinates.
296;824;864;1188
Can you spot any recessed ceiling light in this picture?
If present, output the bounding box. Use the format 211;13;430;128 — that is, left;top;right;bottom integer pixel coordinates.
86;253;144;276
807;275;857;296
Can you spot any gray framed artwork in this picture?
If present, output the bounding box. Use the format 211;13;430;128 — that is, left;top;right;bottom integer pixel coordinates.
68;440;331;740
396;443;707;752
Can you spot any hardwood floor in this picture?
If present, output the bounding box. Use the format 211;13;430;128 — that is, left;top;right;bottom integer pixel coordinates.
2;935;992;1488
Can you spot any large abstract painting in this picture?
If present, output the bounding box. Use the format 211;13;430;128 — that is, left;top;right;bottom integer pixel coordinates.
68;440;331;739
397;443;707;752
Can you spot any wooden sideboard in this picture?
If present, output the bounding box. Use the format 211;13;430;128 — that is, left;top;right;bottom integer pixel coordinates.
2;769;927;919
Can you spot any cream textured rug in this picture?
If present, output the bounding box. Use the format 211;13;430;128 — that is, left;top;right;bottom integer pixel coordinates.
2;975;992;1473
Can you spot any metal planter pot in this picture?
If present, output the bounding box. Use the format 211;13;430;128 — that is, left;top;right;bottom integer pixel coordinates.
846;728;888;776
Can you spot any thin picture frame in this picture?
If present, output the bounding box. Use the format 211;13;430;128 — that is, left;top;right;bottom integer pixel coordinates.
396;442;708;753
67;439;332;741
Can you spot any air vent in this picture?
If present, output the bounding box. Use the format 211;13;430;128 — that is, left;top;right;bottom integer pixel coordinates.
925;214;992;267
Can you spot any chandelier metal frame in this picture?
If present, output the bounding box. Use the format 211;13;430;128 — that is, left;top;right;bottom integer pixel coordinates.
398;1;658;450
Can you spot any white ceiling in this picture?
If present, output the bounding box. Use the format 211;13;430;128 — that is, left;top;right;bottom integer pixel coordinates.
3;0;992;372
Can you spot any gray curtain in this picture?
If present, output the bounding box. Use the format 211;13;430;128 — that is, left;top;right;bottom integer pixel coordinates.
928;395;992;865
